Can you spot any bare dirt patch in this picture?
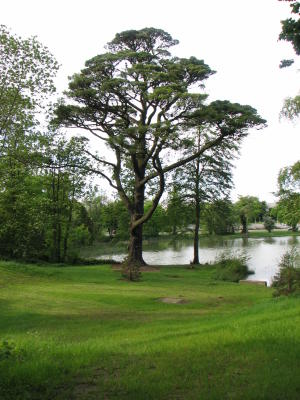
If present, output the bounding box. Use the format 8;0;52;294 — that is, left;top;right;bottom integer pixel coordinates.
112;264;160;272
158;297;188;304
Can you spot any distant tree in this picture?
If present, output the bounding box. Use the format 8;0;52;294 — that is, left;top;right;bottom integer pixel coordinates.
172;129;236;264
263;216;276;232
276;160;300;231
143;201;166;237
234;196;266;234
54;28;266;279
43;133;90;262
165;184;193;236
100;199;130;240
84;187;108;242
203;200;236;236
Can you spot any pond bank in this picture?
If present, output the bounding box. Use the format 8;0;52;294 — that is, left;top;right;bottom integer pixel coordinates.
80;234;300;286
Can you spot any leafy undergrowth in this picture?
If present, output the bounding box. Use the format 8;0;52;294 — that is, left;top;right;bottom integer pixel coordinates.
214;252;254;282
0;261;299;399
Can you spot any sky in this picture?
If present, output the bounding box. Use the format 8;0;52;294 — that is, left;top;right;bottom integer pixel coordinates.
2;0;299;203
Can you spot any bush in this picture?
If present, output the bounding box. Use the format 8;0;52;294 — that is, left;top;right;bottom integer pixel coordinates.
272;247;300;296
263;216;275;232
214;251;253;282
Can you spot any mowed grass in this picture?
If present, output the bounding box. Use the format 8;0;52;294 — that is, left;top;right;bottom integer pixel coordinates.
0;262;300;400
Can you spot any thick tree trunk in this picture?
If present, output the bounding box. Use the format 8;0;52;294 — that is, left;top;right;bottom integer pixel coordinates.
122;171;146;281
128;222;145;265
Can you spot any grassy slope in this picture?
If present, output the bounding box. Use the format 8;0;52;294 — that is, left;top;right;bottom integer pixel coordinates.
0;262;299;400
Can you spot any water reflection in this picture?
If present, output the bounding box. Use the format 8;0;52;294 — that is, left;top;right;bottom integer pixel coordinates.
263;237;275;245
94;236;300;286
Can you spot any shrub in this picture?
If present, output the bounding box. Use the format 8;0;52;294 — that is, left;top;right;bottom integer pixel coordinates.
214;251;253;282
272;247;300;296
263;216;275;232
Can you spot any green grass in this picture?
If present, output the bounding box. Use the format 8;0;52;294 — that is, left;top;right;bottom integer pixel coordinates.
0;261;300;399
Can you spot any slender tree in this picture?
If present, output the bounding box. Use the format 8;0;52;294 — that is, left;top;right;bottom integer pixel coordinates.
54;28;266;279
43;134;90;262
173;129;236;265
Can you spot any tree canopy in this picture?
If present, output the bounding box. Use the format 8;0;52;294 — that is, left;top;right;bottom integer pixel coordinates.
278;1;300;119
0;25;58;159
276;160;300;231
54;27;266;279
279;1;300;67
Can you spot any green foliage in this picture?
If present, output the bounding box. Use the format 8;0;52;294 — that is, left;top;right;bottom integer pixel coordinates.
165;185;193;235
278;2;300;119
143;202;166;237
234;196;268;233
83;187;105;242
203;200;236;235
263;216;276;232
214;251;253;282
0;27;93;263
0;132;92;262
280;95;300;120
279;1;300;59
0;25;58;159
54;27;265;267
272;247;300;296
276;160;300;231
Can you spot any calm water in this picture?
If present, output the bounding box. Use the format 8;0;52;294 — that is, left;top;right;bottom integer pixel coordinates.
93;236;300;286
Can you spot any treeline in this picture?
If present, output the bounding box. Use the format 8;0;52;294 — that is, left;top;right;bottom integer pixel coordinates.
0;133;92;262
84;192;274;242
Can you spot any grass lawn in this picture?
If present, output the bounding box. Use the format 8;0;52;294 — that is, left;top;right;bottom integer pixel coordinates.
0;261;300;399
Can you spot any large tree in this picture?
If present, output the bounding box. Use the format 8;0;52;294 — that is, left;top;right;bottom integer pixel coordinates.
54;28;266;279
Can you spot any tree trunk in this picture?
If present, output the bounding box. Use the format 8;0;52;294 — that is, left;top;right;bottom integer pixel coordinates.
128;219;145;264
122;172;146;281
63;196;74;262
172;224;177;236
292;223;298;232
192;206;200;265
193;170;200;265
192;158;201;266
240;214;248;234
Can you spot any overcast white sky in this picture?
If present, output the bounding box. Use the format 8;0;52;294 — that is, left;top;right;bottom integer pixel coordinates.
2;0;299;203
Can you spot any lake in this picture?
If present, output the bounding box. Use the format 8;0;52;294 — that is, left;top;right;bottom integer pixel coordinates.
89;235;300;286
